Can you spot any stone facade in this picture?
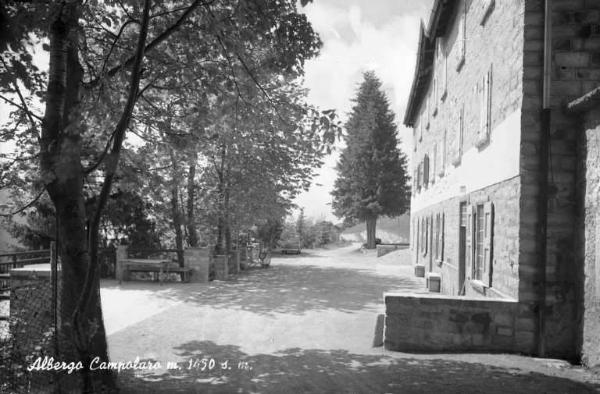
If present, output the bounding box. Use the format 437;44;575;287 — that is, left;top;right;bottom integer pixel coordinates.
398;0;600;364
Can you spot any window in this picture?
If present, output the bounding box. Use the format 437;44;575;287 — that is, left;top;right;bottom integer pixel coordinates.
472;202;494;285
480;0;495;25
455;4;466;71
426;98;430;129
476;66;493;148
433;77;438;116
434;214;440;261
423;154;430;187
439;130;447;177
421;217;426;255
452;105;464;167
432;144;437;184
440;41;448;101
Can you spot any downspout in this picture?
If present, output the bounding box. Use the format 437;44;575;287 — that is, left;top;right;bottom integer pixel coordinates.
538;0;552;357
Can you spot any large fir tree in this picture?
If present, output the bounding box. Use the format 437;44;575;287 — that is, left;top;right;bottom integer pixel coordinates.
332;71;410;249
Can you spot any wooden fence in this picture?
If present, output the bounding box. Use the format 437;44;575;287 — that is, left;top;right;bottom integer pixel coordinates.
0;250;51;293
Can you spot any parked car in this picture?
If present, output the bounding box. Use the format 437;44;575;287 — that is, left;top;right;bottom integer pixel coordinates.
279;238;301;254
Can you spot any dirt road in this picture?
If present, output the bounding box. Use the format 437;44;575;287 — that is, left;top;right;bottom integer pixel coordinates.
103;244;600;393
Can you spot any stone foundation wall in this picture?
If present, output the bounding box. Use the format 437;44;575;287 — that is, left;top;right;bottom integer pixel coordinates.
384;293;534;354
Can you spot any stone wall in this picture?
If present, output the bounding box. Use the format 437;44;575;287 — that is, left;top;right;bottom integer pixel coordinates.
410;0;525;301
412;176;521;300
580;106;600;367
384;293;535;354
183;247;210;283
518;0;600;361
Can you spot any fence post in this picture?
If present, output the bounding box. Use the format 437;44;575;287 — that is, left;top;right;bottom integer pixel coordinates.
50;241;59;357
116;245;128;283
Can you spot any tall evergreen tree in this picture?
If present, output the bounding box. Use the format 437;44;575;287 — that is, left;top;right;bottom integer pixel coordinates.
332;71;410;249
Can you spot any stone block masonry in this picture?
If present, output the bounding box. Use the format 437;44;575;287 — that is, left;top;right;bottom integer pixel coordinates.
214;255;229;281
384;293;534;354
184;247;210;283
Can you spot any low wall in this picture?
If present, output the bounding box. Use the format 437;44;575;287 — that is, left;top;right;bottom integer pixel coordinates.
376;244;409;257
384;293;535;354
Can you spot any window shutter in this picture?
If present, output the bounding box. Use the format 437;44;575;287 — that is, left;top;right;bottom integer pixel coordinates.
441;130;447;176
479;75;486;137
441;213;445;261
440;40;447;99
423;154;430;187
486;67;492;137
415;218;420;255
459;105;464;156
483;201;494;286
465;205;475;277
455;10;466;70
433;144;437;183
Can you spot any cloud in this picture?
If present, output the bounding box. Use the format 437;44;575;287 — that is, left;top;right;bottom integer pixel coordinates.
294;1;429;222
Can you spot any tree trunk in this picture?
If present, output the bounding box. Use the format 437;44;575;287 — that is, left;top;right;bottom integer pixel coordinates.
40;3;116;391
366;216;377;249
39;1;151;390
169;149;184;266
186;157;198;247
224;186;231;254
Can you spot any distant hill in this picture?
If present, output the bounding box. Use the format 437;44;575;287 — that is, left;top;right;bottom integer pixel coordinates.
340;213;410;244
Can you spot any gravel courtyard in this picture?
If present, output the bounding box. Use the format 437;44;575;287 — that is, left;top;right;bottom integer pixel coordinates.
101;245;600;393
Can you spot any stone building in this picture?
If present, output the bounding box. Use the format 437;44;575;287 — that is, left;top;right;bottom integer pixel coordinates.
387;0;600;366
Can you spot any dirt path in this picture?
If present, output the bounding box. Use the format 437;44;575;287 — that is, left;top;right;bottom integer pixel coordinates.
103;244;600;393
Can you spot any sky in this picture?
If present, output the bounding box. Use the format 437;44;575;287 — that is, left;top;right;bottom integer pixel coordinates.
294;0;433;222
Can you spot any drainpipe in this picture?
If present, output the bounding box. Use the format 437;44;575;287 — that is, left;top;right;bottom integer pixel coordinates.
537;0;552;357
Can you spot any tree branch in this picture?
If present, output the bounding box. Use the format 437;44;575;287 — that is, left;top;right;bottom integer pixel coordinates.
75;0;152;330
0;93;43;121
85;0;203;89
0;189;45;217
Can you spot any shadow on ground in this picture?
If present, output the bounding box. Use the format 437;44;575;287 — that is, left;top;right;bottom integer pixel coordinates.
102;262;425;316
117;340;600;394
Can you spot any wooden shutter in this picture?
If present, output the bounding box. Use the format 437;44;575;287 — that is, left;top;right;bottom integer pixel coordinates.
433;144;437;183
455;10;465;69
415;218;420;257
425;216;429;256
483;202;494;286
479;68;492;140
479;75;486;137
442;46;447;97
465;205;475;277
486;67;492;137
441;130;447;175
441;213;445;261
423;155;429;186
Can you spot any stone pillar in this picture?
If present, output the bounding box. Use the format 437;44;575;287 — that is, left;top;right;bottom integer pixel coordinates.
234;250;241;273
240;247;248;270
228;251;240;274
184;247;210;283
214;255;229;280
116;245;128;283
